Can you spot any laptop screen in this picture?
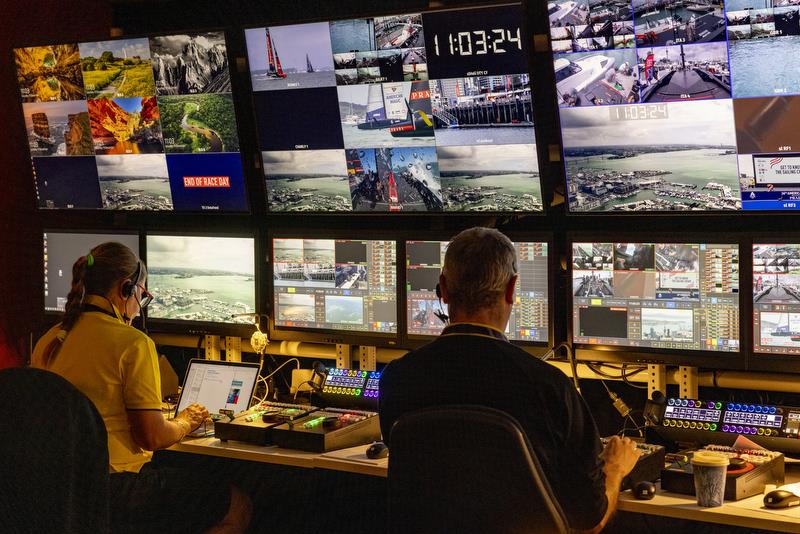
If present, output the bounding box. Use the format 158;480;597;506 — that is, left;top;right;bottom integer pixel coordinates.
176;360;260;416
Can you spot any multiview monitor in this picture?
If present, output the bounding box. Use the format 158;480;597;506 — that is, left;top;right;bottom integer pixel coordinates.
145;234;256;327
405;240;549;343
753;243;800;356
550;0;800;212
245;3;544;213
572;242;740;354
272;239;398;339
15;32;248;211
43;231;140;312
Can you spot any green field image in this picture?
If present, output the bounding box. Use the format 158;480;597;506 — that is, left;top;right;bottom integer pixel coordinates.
81;52;155;98
158;94;240;154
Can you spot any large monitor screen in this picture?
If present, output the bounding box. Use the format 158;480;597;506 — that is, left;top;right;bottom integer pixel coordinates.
15;33;248;211
572;242;739;352
550;1;800;212
753;244;800;355
145;235;256;324
272;239;397;333
246;3;543;213
406;240;549;341
43;231;140;312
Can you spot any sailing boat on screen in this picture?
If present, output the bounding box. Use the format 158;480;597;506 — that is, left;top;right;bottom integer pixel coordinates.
265;29;286;79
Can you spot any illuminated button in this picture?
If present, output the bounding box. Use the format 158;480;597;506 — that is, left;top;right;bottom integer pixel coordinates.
669;420;676;427
755;406;763;413
715;402;722;410
710;424;717;431
361;371;367;378
668;398;676;406
750;427;758;435
770;407;777;415
355;389;362;396
758;428;765;435
663;419;670;426
736;426;744;434
707;401;715;409
727;403;734;411
747;405;756;413
722;424;730;432
680;399;688;407
689;422;697;429
702;423;710;430
734;403;742;411
695;400;702;408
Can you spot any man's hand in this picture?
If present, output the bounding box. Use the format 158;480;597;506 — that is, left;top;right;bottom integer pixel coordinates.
601;436;640;480
175;402;210;431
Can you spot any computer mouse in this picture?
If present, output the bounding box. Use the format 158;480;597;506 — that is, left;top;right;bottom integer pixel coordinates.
764;490;800;509
366;441;389;460
633;481;656;500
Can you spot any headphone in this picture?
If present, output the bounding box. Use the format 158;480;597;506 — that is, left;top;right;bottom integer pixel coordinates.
434;283;449;325
122;260;144;299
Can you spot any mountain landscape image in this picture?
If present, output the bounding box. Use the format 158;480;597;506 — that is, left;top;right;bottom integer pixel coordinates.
150;32;230;95
88;96;164;154
15;44;85;102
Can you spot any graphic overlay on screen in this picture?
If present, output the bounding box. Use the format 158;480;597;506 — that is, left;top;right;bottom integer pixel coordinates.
246;3;543;213
272;239;397;333
551;0;800;212
406;240;549;341
177;361;259;415
43;232;139;312
14;33;247;211
753;244;800;355
572;242;739;352
146;235;255;324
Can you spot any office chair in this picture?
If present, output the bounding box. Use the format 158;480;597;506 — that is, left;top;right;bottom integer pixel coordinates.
0;367;110;534
388;405;570;534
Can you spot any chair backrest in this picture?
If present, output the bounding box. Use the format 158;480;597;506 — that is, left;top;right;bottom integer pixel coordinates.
0;367;110;534
388;405;570;534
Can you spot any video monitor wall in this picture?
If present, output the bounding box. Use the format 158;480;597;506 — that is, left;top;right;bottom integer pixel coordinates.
246;3;544;213
572;242;739;352
145;235;256;324
272;239;397;333
15;33;248;211
753;244;800;355
406;240;549;341
550;0;800;212
43;231;140;312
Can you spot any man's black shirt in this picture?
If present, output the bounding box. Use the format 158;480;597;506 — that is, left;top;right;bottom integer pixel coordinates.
379;323;607;531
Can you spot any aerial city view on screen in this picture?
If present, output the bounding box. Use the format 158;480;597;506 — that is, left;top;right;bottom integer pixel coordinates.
15;32;247;211
146;235;256;324
572;241;740;352
550;0;800;211
753;244;800;356
246;3;543;213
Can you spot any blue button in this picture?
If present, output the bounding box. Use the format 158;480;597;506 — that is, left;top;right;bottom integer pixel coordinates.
727;403;734;410
770;406;777;414
748;405;756;413
734;403;742;411
668;398;676;406
755;406;763;413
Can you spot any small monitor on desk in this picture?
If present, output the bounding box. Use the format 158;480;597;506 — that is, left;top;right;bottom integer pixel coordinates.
571;240;741;366
43;230;140;312
405;239;550;345
176;359;260;416
271;238;398;345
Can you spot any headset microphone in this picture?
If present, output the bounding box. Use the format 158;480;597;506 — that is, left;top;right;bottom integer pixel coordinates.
434;283;449;325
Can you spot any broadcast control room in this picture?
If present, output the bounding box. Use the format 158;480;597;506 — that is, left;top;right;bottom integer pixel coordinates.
5;0;800;533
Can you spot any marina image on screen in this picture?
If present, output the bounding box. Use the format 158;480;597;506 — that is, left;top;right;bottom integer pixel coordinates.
273;239;397;334
146;235;255;324
753;244;800;355
406;240;549;341
245;3;543;214
15;34;246;212
561;99;740;211
573;242;739;352
44;231;140;312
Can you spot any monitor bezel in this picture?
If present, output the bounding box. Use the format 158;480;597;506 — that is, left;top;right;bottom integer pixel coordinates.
267;231;403;348
143;229;261;338
401;229;554;355
13;28;252;215
567;232;748;370
241;1;548;217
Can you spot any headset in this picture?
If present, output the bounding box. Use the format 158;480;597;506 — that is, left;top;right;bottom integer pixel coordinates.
121;260;144;299
434;283;449;325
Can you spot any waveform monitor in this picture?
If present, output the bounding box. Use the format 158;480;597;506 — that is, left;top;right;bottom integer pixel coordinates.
406;240;549;341
572;242;739;352
550;0;800;212
272;239;397;335
15;32;247;211
753;244;800;355
145;234;256;325
43;231;140;312
246;3;543;213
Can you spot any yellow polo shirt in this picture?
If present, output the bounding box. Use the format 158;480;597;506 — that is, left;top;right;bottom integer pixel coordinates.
32;295;162;473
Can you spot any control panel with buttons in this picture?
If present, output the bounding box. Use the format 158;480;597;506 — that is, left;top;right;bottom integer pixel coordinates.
661;398;800;440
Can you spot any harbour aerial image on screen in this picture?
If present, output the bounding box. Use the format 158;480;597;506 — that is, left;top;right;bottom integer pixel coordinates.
562;99;741;211
96;154;173;210
263;150;352;211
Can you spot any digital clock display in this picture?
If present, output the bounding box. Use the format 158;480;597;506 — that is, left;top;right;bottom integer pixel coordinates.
609;104;669;121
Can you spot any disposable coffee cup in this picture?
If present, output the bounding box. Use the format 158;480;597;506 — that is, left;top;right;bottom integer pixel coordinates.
691;451;729;507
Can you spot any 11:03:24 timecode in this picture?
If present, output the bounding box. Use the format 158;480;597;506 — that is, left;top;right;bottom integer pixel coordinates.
609;104;669;121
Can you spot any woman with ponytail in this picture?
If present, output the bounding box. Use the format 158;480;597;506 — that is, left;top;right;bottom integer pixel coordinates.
32;242;251;533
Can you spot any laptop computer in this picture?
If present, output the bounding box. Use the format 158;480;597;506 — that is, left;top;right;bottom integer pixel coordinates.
174;359;261;437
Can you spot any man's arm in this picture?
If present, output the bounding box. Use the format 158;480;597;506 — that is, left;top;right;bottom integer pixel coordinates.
585;435;640;534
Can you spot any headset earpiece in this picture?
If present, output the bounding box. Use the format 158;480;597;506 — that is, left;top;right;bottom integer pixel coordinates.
435;283;441;298
123;260;143;298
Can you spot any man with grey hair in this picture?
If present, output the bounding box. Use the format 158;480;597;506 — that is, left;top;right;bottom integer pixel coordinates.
380;227;638;533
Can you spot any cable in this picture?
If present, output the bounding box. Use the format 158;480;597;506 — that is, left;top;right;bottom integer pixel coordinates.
195;335;203;360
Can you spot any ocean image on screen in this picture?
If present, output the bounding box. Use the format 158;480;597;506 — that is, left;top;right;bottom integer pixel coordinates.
150;32;231;95
277;293;316;322
562;99;740;211
246;23;336;91
147;235;255;324
79;38;155;99
23;100;93;157
96;154;172;210
15;44;85;102
158;94;239;153
438;144;542;212
263;150;352;212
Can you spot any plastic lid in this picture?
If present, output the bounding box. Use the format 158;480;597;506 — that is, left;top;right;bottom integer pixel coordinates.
690;451;730;467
